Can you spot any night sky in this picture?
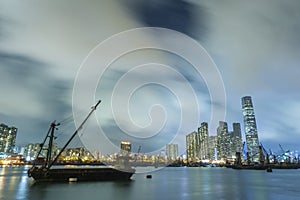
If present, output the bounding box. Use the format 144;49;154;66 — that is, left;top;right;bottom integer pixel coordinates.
1;0;300;155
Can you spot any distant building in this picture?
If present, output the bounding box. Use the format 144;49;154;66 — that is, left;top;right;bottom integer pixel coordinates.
230;123;243;157
186;122;210;162
0;123;17;154
120;141;131;155
24;143;41;160
217;121;230;161
198;122;209;160
166;144;178;161
208;136;218;160
24;142;59;161
186;131;200;162
63;147;93;161
242;96;260;161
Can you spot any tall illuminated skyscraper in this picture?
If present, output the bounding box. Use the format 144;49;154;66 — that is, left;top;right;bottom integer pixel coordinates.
242;96;260;161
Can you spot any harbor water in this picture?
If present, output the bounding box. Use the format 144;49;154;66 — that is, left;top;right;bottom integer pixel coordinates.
1;166;299;200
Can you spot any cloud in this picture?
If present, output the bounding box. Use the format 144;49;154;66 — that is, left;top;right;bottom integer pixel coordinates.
200;0;300;91
0;0;141;147
0;52;73;145
0;0;300;154
119;0;207;39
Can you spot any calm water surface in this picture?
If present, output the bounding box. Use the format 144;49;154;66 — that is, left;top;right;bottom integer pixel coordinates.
0;166;299;200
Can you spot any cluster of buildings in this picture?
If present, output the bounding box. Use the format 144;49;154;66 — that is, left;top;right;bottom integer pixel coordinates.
23;143;98;162
0;96;261;165
167;96;260;163
185;122;243;163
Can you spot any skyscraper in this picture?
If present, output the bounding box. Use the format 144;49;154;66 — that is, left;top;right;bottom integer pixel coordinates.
0;123;17;154
166;144;178;161
208;136;218;161
217;121;230;161
228;123;243;159
232;123;243;154
186;131;199;162
198;122;209;160
242;96;260;161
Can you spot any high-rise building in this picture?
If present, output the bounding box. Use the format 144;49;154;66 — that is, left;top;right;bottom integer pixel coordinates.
198;122;209;160
0;123;17;154
166;144;178;161
217;121;230;161
24;142;59;161
24;143;41;160
242;96;260;161
227;123;243;160
186;131;200;162
208;136;218;161
231;123;243;154
120;141;131;155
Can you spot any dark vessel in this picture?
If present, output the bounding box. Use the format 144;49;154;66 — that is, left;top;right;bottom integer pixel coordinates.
230;146;299;171
230;151;268;170
231;164;268;170
28;100;135;182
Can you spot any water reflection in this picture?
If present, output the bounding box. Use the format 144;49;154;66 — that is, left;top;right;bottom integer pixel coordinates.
16;175;29;200
0;166;7;192
0;166;28;199
0;166;299;200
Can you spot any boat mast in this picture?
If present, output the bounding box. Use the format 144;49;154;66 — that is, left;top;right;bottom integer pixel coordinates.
47;100;101;169
45;122;60;168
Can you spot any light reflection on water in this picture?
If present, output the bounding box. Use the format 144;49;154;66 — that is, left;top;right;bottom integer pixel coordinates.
0;166;299;200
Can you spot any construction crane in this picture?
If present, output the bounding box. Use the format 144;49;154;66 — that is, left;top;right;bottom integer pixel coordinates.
279;144;291;163
260;143;270;164
268;148;277;164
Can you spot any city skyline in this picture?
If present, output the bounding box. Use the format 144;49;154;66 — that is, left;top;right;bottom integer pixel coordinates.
1;1;300;155
0;113;295;164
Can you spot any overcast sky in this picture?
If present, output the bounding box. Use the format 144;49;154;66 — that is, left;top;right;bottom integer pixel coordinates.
1;0;300;155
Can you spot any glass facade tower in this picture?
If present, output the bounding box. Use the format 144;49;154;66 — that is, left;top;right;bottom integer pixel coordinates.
241;96;260;161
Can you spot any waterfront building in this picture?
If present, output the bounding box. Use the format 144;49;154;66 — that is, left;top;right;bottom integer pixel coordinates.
120;141;131;155
231;123;243;157
198;122;209;160
186;122;210;162
63;147;94;161
208;136;218;160
242;96;260;161
166;144;178;161
186;131;200;162
0;123;17;154
217;121;230;161
24;142;59;161
24;143;42;161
